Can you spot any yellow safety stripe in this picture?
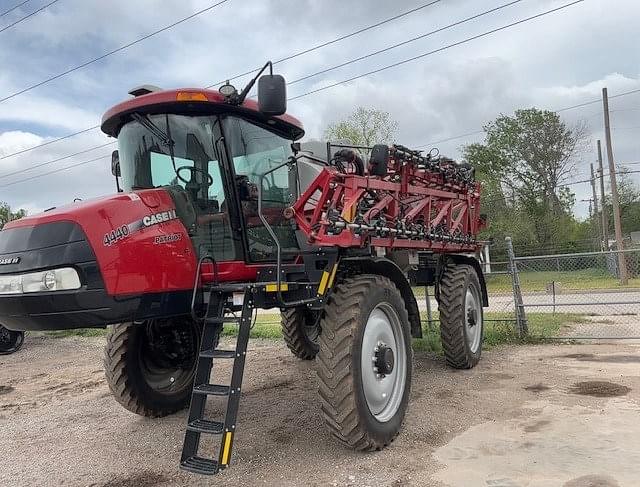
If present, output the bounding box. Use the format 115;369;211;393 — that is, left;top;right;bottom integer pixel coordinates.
317;271;330;295
318;263;338;295
221;432;233;465
327;263;339;289
265;283;289;292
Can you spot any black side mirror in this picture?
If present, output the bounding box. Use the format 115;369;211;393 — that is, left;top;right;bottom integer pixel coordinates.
111;150;121;177
111;150;122;192
258;74;286;116
369;144;389;176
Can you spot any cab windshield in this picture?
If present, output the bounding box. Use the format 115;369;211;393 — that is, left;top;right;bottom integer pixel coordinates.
117;114;298;263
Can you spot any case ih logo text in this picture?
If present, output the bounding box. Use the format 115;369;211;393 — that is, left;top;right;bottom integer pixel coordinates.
102;209;179;247
143;209;178;227
0;257;20;265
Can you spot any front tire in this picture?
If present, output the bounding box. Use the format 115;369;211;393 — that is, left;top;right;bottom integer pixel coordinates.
104;317;210;417
438;263;484;369
317;274;412;450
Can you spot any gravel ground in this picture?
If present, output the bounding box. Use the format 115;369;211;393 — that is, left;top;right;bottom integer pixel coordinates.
2;335;640;486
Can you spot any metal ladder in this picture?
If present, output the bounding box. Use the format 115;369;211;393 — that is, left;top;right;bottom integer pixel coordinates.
180;285;252;475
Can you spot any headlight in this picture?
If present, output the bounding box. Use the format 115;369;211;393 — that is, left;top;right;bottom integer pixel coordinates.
0;275;21;294
0;268;81;295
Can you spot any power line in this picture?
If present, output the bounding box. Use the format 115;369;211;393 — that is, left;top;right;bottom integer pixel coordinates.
204;0;443;89
416;130;484;148
286;0;526;88
0;0;588;187
0;0;60;34
0;125;100;160
0;0;32;17
479;167;640;208
0;154;110;189
3;0;637;180
560;169;640;188
0;141;114;179
0;0;231;103
0;0;442;161
287;0;585;101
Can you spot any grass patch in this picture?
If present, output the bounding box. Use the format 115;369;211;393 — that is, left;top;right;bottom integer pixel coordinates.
221;319;282;339
413;312;584;353
38;312;584;354
41;328;108;338
484;268;640;293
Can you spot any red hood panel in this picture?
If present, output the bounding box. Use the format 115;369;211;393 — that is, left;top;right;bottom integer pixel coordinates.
6;190;198;295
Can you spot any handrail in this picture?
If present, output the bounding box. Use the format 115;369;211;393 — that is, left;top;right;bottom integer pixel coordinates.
256;157;319;308
190;255;215;321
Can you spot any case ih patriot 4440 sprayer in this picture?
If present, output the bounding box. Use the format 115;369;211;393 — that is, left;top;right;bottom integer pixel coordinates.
0;63;487;476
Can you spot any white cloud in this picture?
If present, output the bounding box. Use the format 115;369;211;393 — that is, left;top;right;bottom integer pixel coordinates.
0;131;44;160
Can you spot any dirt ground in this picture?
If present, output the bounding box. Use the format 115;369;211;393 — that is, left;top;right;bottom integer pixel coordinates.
2;335;640;487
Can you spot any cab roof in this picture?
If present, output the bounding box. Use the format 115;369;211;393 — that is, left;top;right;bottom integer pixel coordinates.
101;88;305;141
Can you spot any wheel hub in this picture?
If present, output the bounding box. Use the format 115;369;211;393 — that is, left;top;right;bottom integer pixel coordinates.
374;343;395;376
361;304;407;423
139;318;200;393
464;288;482;353
467;308;477;327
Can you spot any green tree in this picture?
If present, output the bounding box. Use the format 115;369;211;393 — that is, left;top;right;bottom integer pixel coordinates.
324;107;398;146
464;108;589;251
0;202;26;230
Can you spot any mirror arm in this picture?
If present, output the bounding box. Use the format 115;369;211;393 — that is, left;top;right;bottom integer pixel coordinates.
236;61;273;104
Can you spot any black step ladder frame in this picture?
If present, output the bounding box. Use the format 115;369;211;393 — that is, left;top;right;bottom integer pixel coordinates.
180;286;254;475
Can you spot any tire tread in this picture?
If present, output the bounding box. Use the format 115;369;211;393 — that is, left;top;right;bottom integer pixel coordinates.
280;308;319;360
438;263;481;369
317;274;410;450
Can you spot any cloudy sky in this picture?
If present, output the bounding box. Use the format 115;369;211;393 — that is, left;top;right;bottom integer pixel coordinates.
0;0;638;219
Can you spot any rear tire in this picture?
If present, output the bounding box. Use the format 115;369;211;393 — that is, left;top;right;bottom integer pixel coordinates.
438;263;483;369
317;274;412;450
281;307;320;360
104;317;213;417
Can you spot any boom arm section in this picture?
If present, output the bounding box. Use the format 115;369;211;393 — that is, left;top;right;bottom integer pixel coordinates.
291;144;485;253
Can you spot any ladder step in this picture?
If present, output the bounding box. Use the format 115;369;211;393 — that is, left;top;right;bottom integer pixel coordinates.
193;384;230;396
187;418;224;434
200;349;237;359
180;456;219;475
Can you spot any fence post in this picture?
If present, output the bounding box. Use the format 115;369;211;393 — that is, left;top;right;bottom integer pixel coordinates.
424;285;434;331
506;237;528;337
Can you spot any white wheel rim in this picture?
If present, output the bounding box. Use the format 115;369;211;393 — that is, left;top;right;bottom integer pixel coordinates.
361;303;407;423
465;287;482;353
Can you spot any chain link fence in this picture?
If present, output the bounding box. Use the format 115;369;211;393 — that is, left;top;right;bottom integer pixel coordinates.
513;248;640;339
412;241;640;340
253;241;640;341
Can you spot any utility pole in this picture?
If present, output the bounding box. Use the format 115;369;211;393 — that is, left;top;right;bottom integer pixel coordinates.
597;140;608;248
590;163;600;246
581;198;594;219
602;87;628;284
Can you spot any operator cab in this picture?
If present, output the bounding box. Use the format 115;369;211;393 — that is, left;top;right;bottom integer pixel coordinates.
102;64;305;264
